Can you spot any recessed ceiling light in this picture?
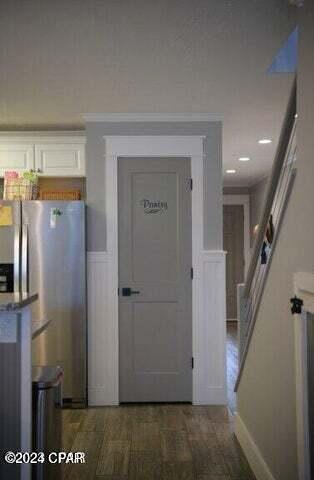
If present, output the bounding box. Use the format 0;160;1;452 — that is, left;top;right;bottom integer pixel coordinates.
238;157;250;162
258;138;272;144
226;169;236;174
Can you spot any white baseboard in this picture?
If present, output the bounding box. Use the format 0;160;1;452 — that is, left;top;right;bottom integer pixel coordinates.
88;387;119;406
235;414;276;480
193;387;226;405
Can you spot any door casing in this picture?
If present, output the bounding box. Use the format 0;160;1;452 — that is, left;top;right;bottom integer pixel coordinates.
103;135;226;405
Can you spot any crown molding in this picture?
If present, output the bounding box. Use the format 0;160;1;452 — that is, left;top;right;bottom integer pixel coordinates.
82;113;223;123
0;130;86;140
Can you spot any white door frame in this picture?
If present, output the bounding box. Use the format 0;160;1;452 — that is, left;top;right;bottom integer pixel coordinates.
88;135;227;406
223;194;250;279
293;272;314;480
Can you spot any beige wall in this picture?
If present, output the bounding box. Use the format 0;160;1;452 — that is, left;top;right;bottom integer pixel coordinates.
237;4;314;480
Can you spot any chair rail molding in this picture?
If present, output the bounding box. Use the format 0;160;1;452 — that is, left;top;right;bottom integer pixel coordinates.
87;134;226;406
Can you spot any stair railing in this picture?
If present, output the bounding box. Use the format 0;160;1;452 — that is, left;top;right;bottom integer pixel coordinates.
235;78;297;391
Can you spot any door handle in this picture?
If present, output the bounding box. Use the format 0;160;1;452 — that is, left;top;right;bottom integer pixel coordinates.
122;288;140;297
14;225;21;292
21;224;29;292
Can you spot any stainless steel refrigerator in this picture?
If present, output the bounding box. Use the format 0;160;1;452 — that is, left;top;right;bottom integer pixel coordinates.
0;200;86;405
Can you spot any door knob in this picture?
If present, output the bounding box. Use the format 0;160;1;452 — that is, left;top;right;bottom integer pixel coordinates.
122;287;140;297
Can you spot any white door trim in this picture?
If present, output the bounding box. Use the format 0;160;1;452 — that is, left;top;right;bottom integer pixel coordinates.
293;272;314;480
223;194;250;279
88;135;227;406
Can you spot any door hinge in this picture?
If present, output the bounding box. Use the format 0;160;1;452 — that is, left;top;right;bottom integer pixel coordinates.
190;178;193;191
290;295;303;314
191;357;194;369
190;267;194;279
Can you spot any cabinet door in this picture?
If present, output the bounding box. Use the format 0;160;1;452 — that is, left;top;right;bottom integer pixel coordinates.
35;143;85;176
0;144;35;176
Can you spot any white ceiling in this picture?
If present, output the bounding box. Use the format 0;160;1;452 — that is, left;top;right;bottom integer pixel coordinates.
0;0;296;187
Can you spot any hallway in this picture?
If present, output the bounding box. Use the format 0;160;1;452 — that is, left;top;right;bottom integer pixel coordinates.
62;403;255;480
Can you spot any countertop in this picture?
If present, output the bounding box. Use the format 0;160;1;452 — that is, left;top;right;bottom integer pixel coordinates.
0;292;38;311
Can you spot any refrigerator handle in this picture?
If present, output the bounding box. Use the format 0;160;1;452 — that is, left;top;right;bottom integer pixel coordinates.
14;225;21;292
21;224;29;292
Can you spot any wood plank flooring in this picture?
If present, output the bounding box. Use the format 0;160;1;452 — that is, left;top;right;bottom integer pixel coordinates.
226;322;238;415
61;322;247;480
61;404;255;480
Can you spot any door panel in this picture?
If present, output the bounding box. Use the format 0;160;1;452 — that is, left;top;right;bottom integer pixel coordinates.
22;201;86;401
132;172;178;282
223;205;244;320
0;144;34;176
35;144;85;176
133;302;179;373
119;157;192;402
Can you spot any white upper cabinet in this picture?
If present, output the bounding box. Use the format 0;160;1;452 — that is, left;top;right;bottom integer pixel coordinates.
0;143;34;176
0;134;86;177
35;143;85;176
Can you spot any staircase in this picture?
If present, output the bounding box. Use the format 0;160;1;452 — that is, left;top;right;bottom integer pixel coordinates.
235;79;297;391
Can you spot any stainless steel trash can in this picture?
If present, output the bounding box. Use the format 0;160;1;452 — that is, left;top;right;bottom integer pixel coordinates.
32;366;63;480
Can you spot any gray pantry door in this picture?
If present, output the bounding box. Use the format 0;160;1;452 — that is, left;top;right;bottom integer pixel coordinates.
223;205;244;320
118;157;192;402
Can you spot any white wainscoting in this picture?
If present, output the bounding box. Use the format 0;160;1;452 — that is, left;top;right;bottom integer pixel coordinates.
87;252;119;406
193;250;227;405
88;250;226;406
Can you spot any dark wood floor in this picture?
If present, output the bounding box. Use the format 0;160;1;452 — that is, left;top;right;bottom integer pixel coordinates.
61;322;249;480
226;322;238;415
62;404;254;480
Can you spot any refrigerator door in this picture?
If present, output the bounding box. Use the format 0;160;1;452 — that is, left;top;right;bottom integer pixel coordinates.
0;201;21;292
22;201;86;403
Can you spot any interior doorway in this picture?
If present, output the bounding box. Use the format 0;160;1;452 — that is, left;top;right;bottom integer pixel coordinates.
223;204;245;321
223;197;249;412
